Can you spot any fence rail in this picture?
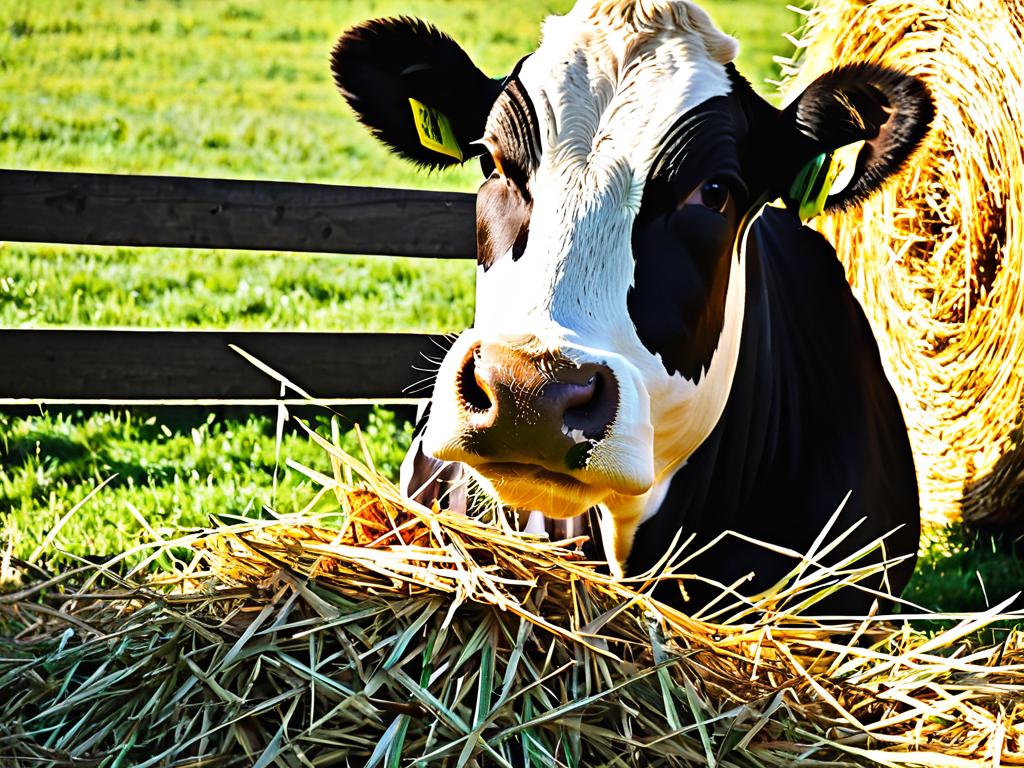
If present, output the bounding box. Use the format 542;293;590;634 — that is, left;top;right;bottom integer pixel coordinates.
0;329;446;404
0;169;476;404
0;169;476;258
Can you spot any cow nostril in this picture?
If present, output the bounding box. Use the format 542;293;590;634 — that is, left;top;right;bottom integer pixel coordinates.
568;375;598;408
563;369;615;440
458;349;493;412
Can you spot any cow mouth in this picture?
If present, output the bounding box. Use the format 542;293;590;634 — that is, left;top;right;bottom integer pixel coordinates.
477;461;585;488
473;461;598;518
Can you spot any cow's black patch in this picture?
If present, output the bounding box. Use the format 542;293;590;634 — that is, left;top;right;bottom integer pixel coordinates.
628;98;747;382
476;173;531;271
476;76;542;270
625;208;920;616
484;76;543;182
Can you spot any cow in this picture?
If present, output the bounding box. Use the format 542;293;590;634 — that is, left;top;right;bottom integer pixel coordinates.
331;0;930;616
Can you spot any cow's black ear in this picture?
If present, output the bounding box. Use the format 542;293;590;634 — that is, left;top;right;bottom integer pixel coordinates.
781;64;934;218
332;17;503;169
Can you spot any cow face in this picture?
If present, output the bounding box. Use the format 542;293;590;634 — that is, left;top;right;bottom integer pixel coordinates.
332;1;932;569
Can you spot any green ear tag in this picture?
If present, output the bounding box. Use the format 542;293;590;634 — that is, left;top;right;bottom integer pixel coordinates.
790;151;837;222
408;98;463;161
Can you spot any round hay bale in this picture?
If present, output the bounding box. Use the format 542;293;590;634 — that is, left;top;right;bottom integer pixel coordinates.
783;0;1024;529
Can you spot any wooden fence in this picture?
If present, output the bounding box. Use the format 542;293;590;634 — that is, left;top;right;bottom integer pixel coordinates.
0;169;478;405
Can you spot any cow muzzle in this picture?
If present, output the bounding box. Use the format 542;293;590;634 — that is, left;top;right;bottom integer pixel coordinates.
423;334;655;517
456;339;617;462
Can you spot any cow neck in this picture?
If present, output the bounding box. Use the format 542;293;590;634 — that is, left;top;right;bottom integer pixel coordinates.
620;209;850;589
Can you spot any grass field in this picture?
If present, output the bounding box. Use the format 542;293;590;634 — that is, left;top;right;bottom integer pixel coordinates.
1;0;1020;618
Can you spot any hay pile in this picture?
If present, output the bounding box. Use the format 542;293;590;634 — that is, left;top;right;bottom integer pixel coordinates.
3;422;1023;766
782;0;1024;529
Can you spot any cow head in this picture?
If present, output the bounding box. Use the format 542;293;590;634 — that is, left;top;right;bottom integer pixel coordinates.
332;1;932;571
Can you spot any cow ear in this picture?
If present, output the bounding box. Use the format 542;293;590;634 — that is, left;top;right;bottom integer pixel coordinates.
332;17;503;169
781;64;934;220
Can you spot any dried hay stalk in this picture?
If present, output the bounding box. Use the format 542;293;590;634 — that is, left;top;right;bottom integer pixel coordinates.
782;0;1024;529
2;422;1022;766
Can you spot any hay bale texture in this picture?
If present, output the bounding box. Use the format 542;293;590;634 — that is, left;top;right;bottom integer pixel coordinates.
784;0;1024;529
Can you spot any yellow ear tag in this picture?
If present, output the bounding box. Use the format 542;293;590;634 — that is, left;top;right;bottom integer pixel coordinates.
408;98;463;161
828;140;866;196
790;152;832;222
789;139;866;222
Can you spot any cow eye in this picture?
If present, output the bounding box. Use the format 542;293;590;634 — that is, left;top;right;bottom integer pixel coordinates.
683;178;730;213
701;180;730;211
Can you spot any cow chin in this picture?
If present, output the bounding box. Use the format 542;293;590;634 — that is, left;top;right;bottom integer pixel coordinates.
470;463;608;519
426;430;657;518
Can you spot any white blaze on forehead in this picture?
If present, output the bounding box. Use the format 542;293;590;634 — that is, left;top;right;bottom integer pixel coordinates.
532;0;737;174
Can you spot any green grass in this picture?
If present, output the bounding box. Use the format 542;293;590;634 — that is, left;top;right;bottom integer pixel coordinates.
904;526;1024;614
0;0;792;182
0;244;475;331
0;407;412;566
1;0;1018;620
